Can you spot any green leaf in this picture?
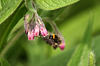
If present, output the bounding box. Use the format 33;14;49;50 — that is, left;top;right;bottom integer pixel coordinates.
0;57;11;66
0;0;22;24
0;4;27;52
34;0;79;10
67;14;93;66
92;35;100;66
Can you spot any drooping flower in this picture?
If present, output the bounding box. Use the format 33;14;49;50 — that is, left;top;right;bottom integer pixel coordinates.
40;25;48;37
28;32;34;40
27;25;35;40
36;15;48;37
34;22;39;37
24;13;48;40
59;41;65;50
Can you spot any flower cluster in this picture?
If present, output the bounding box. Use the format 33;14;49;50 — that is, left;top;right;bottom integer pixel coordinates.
24;13;65;50
24;13;48;40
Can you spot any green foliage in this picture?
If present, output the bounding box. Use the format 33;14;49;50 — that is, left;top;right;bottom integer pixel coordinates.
67;16;93;66
39;47;75;66
0;0;22;24
0;3;27;52
0;0;100;66
0;57;11;66
92;35;100;66
34;0;79;10
25;0;36;12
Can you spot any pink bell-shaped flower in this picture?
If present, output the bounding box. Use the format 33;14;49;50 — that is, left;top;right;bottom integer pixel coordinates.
28;31;34;40
59;41;65;50
34;22;39;37
40;26;48;37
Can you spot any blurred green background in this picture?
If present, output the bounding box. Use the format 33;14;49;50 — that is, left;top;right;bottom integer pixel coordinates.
0;0;100;66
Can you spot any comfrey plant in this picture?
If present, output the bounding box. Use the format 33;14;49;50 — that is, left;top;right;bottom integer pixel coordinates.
24;13;65;50
24;1;65;50
24;13;48;40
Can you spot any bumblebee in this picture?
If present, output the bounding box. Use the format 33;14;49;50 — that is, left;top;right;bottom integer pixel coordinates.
43;34;62;49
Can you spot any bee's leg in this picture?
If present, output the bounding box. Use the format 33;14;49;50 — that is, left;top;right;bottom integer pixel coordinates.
53;45;57;49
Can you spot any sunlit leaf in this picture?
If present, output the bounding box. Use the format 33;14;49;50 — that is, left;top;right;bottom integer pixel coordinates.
34;0;79;10
0;0;22;24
